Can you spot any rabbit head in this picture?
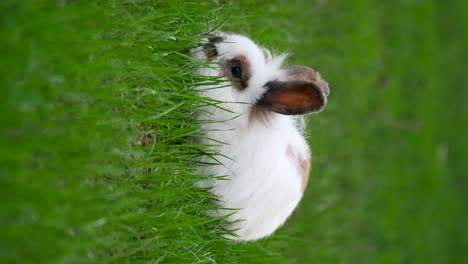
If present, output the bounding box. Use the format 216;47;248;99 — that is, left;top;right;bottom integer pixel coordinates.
192;32;329;124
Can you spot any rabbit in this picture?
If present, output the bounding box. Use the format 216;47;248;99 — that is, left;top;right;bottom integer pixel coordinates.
191;32;329;241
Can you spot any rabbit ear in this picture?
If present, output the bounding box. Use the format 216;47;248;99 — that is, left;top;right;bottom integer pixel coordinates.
257;80;326;115
257;66;329;115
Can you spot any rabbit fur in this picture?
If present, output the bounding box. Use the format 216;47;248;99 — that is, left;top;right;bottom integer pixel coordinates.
191;32;329;241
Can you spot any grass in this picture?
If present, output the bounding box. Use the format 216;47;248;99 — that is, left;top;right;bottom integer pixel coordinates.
1;0;467;263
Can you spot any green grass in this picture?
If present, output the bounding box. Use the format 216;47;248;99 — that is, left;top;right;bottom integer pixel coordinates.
1;0;467;263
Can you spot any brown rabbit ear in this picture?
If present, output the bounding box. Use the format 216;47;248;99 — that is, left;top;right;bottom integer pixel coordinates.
257;80;326;115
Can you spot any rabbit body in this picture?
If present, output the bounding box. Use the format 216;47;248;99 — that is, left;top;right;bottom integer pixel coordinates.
198;112;310;241
192;33;328;241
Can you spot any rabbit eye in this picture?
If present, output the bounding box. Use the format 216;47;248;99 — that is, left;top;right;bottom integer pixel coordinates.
231;66;242;78
225;57;250;91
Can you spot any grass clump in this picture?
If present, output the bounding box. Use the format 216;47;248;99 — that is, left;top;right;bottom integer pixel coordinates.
1;1;286;263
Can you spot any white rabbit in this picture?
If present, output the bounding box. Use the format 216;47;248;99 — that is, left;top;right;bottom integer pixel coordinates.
191;32;329;241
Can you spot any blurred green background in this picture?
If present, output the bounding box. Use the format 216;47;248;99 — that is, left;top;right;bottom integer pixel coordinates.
1;0;467;263
226;1;468;262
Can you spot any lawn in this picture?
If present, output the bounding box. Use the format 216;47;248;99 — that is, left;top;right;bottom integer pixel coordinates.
1;0;467;263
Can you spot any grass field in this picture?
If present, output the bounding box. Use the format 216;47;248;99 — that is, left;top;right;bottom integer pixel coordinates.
1;0;467;263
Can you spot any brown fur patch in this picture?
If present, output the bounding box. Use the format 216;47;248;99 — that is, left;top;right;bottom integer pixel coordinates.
237;55;252;89
221;55;252;91
208;36;223;43
286;144;311;192
286;144;295;159
204;43;218;59
299;153;311;191
203;36;223;60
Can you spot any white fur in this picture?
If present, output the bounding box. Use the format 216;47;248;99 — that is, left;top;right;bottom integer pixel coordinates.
192;32;313;241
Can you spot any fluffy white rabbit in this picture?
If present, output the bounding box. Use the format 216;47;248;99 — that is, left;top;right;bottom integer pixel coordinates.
191;32;329;241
